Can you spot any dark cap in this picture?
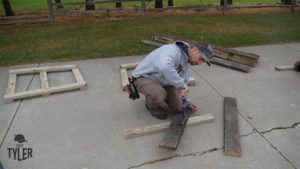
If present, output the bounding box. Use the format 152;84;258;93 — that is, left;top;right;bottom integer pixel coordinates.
195;42;213;66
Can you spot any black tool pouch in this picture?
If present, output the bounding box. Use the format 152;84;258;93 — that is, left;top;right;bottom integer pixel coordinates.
127;77;140;100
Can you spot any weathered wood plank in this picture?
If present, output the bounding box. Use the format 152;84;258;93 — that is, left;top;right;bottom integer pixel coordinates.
213;46;259;67
124;114;215;139
151;33;259;67
210;57;252;73
4;82;86;102
159;108;193;151
140;39;164;47
9;65;77;75
224;97;241;157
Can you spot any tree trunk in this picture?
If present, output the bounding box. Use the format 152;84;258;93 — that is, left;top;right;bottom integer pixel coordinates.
220;0;233;5
86;0;95;10
2;0;14;16
168;0;173;6
155;0;163;8
55;0;64;9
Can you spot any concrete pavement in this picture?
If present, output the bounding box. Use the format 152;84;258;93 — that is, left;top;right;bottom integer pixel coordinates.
0;43;299;169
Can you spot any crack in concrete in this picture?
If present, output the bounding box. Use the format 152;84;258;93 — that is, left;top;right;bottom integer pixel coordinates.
261;122;300;134
128;147;221;169
241;128;257;137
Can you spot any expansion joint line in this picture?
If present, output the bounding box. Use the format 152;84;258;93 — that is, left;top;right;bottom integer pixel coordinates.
0;63;40;149
128;147;221;169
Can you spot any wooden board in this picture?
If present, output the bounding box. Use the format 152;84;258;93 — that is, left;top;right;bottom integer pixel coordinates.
275;65;294;71
210;57;252;73
4;65;87;103
9;65;77;75
224;97;241;157
123;114;215;139
151;33;260;67
159;108;192;151
140;39;164;47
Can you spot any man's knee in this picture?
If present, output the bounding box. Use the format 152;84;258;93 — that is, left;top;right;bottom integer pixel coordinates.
146;89;166;107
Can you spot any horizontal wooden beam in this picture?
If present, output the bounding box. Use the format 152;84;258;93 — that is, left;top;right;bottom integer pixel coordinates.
9;65;77;75
123;114;215;139
275;65;294;71
4;82;87;102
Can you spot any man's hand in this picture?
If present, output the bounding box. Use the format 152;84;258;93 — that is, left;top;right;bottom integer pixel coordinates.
187;102;198;113
179;87;189;98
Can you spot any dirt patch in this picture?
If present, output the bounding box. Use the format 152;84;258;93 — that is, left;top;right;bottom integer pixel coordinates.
0;7;299;25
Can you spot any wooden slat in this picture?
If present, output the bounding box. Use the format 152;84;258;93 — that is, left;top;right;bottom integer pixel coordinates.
159;108;193;151
9;65;77;75
4;82;86;102
6;74;17;95
120;62;139;69
224;97;241;157
123;114;215;139
210;57;252;73
72;68;87;89
275;65;294;71
40;71;49;89
120;68;129;88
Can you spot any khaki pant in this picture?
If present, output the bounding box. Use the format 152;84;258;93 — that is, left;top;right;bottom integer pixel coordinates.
134;77;182;113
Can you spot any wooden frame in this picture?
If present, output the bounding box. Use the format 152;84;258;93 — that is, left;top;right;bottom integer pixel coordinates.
4;65;87;103
120;62;196;89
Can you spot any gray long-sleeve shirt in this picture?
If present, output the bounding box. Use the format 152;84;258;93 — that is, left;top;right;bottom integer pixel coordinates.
132;41;190;89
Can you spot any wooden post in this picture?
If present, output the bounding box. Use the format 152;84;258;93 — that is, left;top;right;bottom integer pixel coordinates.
47;0;54;22
115;0;122;8
55;0;63;9
291;0;296;12
222;0;227;15
141;0;146;15
155;0;163;8
168;0;173;7
86;0;95;10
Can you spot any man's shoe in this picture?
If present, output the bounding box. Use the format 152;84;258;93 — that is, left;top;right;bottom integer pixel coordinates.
146;105;168;120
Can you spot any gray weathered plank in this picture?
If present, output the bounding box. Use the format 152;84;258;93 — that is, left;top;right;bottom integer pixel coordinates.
224;97;241;157
151;33;259;67
210;57;252;73
159;108;192;151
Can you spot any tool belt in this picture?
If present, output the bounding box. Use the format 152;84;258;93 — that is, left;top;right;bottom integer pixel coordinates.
124;77;140;100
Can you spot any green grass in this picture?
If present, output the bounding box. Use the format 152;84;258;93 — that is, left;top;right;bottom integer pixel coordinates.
0;12;300;66
0;0;280;15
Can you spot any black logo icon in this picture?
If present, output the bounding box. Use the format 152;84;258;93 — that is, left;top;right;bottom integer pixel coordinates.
7;133;33;161
14;134;27;143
